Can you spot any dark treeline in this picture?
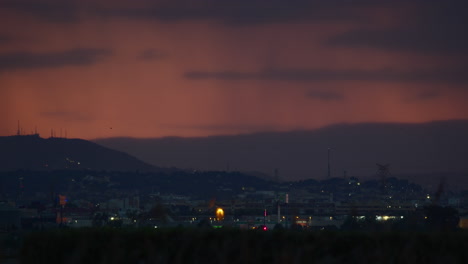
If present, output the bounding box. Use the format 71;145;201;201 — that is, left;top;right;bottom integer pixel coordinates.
19;228;468;264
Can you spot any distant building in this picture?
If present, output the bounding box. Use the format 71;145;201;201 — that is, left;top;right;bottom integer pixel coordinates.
0;201;21;230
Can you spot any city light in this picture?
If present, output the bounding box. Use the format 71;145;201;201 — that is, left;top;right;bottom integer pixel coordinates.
216;208;224;221
376;215;397;221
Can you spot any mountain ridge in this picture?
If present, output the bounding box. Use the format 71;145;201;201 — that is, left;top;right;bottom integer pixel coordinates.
94;120;468;190
0;134;157;172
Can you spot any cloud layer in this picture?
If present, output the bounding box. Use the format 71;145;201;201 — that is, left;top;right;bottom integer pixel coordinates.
0;0;467;139
185;68;468;84
328;1;468;55
0;49;111;72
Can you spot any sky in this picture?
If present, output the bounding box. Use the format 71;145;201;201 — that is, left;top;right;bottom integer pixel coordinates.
1;0;468;139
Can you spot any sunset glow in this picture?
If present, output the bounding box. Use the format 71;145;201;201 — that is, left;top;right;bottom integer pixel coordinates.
1;0;467;139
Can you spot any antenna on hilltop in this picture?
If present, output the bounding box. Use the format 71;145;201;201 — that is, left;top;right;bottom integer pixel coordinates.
17;120;20;135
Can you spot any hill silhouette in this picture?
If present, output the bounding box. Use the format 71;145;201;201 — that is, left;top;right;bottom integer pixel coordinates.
0;134;157;172
95;120;468;190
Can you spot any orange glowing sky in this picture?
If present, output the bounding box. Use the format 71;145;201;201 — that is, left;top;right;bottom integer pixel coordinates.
1;0;467;139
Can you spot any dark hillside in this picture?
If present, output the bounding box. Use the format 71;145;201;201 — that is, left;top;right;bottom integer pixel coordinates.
0;135;156;172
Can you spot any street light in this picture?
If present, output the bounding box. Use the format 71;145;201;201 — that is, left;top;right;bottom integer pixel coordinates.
216;208;224;221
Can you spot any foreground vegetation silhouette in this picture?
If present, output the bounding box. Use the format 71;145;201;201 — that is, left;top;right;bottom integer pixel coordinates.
19;227;468;264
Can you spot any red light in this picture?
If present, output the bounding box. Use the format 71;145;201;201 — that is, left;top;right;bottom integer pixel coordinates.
263;226;267;231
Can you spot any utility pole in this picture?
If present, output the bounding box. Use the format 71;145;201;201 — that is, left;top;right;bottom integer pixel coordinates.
285;193;289;228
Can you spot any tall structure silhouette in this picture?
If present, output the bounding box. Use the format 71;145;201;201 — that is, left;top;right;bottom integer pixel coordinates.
327;148;331;178
376;163;390;192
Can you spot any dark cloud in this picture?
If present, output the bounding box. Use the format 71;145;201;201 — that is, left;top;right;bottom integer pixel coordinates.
0;0;79;23
97;0;364;25
185;68;468;84
0;0;365;25
0;48;111;72
328;29;468;55
40;111;92;122
137;49;167;61
413;91;440;100
160;123;280;133
0;35;10;44
307;91;344;101
328;1;468;55
405;91;441;102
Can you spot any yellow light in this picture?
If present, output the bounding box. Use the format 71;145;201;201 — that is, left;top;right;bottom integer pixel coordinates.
383;216;389;221
216;208;224;221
